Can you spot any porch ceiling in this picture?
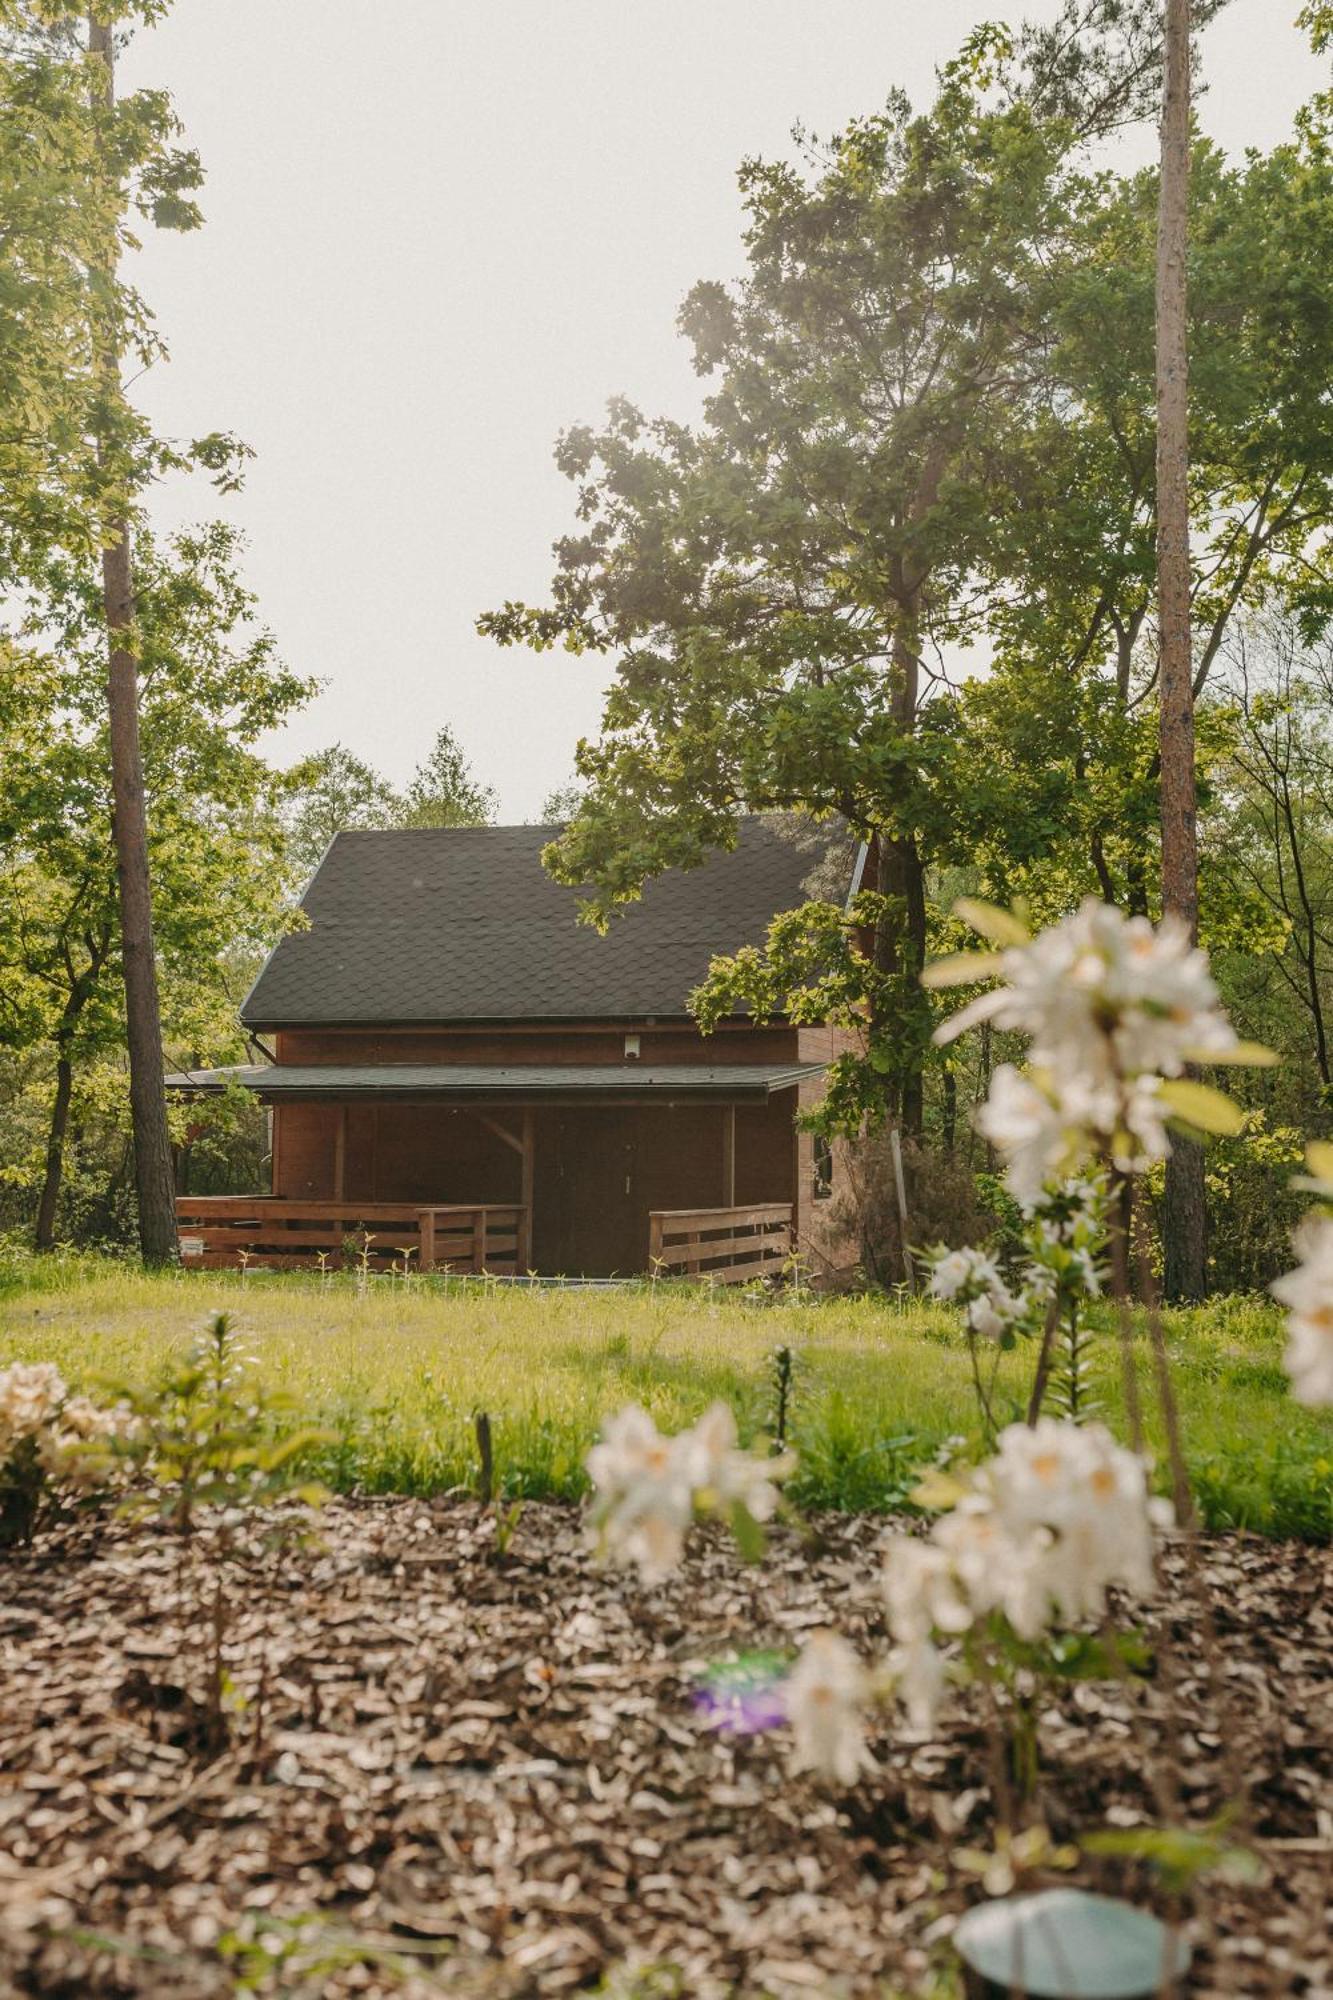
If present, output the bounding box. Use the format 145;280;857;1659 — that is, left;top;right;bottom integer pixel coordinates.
164;1062;826;1104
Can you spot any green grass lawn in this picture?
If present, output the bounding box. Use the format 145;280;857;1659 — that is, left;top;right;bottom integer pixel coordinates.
2;1251;1330;1538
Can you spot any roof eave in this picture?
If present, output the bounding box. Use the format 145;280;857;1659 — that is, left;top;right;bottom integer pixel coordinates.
237;1010;771;1032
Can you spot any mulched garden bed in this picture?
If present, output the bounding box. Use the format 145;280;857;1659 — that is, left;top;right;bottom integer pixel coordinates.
0;1501;1329;1998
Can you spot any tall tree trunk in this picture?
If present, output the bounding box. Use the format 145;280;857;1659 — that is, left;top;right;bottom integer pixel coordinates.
89;14;178;1266
1156;0;1207;1300
34;1050;75;1251
870;596;929;1136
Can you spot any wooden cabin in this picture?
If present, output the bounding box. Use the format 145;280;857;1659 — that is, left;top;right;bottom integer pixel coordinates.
167;818;862;1282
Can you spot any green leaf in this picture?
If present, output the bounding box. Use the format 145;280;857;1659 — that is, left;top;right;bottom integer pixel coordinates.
953;898;1030;947
728;1499;767;1563
1083;1823;1263;1892
920;950;1004;989
1185;1039;1278;1067
1157;1078;1246;1137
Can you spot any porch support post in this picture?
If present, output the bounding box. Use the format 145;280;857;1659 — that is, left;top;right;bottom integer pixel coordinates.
332;1104;347;1201
721;1103;736;1208
519;1108;535;1270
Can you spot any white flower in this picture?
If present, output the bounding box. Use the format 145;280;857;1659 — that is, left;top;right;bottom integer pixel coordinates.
585;1405;696;1581
980;1419;1163;1624
977;1067;1078;1206
679;1400;790;1523
1031;1177;1106;1245
586;1400;793;1581
886;1637;946;1732
928;1245;1025;1342
929;1248;1002;1303
938;903;1244;1205
782;1630;870;1785
938;901;1235;1084
1272;1214;1333;1406
966;1290;1018;1341
38;1394;138;1488
0;1363;67;1440
57;1394;105;1440
881;1421;1167;1671
883;1534;975;1643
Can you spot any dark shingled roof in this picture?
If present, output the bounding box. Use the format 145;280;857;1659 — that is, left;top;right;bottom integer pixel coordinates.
241;818;857;1028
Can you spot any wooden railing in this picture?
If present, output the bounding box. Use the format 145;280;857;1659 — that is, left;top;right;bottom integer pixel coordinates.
647;1203;794;1285
175;1198;528;1274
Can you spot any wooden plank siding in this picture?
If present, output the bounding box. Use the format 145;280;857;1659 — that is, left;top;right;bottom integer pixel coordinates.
259;1091;802;1280
272;1022;806;1067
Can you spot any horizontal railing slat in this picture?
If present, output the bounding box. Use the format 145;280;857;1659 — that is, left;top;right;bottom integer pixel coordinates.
655;1230;786;1264
650;1203;791;1228
648;1202;794;1284
178;1195;525;1275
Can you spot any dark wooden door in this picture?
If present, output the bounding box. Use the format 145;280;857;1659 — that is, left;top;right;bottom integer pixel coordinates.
554;1109;640;1275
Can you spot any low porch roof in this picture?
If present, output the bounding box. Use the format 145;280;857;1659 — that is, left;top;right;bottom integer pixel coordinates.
164;1062;825;1104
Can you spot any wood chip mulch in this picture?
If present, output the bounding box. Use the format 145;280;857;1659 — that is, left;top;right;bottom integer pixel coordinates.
0;1501;1329;1998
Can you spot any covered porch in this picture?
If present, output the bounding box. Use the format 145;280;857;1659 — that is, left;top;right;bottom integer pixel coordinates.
167;1061;819;1280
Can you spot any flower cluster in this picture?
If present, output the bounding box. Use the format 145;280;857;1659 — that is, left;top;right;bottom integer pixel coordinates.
0;1363;136;1534
0;1361;134;1463
880;1419;1169;1731
586;1401;791;1581
0;1361;66;1436
771;1418;1169;1784
925;1180;1107;1347
927;1245;1025;1342
1022;1177;1106;1304
930;901;1248;1206
1271;1214;1333;1406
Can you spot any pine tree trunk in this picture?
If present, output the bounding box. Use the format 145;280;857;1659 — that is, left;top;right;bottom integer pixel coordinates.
34;1051;75;1251
869;597;929;1136
1156;0;1207;1301
89;14;179;1266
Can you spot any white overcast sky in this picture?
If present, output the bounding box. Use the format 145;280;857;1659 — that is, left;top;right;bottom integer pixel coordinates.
122;1;1322;823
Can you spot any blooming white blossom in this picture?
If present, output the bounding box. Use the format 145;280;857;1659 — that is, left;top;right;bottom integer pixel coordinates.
586;1401;793;1581
976;1067;1081;1208
1271;1214;1333;1406
883;1532;975;1640
934;902;1248;1205
782;1630;870;1784
35;1394;137;1488
929;1247;1002;1303
585;1405;697;1580
937;901;1236;1083
965;1291;1016;1342
0;1363;67;1440
886;1637;946;1732
927;1243;1025;1343
679;1401;790;1523
878;1419;1168;1718
979;1420;1165;1625
1031;1177;1105;1248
